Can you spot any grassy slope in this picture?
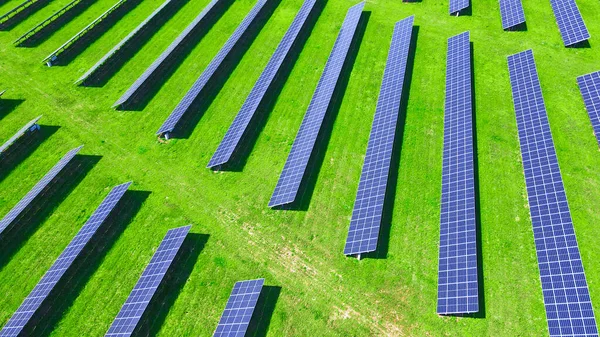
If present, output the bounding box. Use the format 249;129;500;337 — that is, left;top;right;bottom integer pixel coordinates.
0;0;599;335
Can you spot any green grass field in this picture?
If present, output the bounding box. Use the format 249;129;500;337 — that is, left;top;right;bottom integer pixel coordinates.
1;0;600;335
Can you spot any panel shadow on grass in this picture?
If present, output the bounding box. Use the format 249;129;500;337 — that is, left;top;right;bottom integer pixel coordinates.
506;21;527;32
169;0;283;139
135;233;209;336
275;11;370;211
20;190;151;337
18;0;97;47
115;0;235;110
0;99;25;120
567;39;591;49
0;0;52;31
0;154;100;271
365;25;419;260
51;0;144;66
213;0;328;172
246;285;281;337
80;0;190;87
0;125;60;184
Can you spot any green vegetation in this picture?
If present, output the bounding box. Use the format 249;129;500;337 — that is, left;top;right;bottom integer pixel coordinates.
1;0;599;335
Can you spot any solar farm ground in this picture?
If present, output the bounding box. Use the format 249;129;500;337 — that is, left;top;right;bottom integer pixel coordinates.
0;0;599;335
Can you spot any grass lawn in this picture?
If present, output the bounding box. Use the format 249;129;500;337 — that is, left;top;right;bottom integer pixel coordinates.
1;0;600;335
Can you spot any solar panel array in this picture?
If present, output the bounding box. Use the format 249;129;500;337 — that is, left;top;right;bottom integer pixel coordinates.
113;0;223;108
344;16;414;257
548;0;590;46
577;71;600;148
0;145;82;236
0;182;131;337
449;0;469;15
436;31;479;315
76;0;174;85
207;0;318;168
105;225;191;337
0;115;42;155
499;0;526;30
14;0;84;46
268;1;365;208
156;0;269;137
43;0;130;66
213;278;264;337
508;49;598;337
0;0;37;25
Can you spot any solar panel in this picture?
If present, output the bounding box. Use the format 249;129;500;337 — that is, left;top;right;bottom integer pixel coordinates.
156;0;269;137
0;0;39;26
268;1;365;208
105;225;191;337
213;278;265;337
0;182;131;337
113;0;223;109
549;0;590;46
0;145;82;236
436;31;479;315
14;0;85;46
207;0;318;168
508;49;598;337
75;0;175;85
43;0;131;66
0;90;5;97
499;0;525;30
344;16;414;258
577;71;600;149
449;0;469;15
0;116;42;155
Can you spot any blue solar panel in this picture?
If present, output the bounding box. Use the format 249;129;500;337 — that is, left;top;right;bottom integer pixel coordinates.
0;182;131;337
268;1;365;208
549;0;590;46
343;16;414;257
207;0;318;168
0;145;82;236
499;0;525;30
105;225;191;337
156;0;269;137
0;115;42;155
76;0;175;85
436;31;479;315
213;278;264;337
113;0;223;108
449;0;469;15
508;49;598;337
577;71;600;149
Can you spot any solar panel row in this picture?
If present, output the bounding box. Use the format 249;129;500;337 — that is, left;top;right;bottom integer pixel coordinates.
213;278;265;337
548;0;590;47
0;182;131;337
498;0;525;30
0;145;82;236
43;0;131;66
344;16;414;257
436;31;479;315
76;0;175;85
207;0;318;169
449;0;469;15
14;0;84;46
113;0;224;109
508;49;598;337
105;225;191;337
268;1;365;208
0;0;38;25
156;0;270;137
0;116;42;155
577;71;600;149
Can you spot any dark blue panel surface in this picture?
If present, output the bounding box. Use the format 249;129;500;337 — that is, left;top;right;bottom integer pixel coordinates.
436;31;479;315
549;0;589;46
508;49;598;337
499;0;526;30
268;1;365;208
344;16;414;256
577;71;600;149
213;279;264;337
